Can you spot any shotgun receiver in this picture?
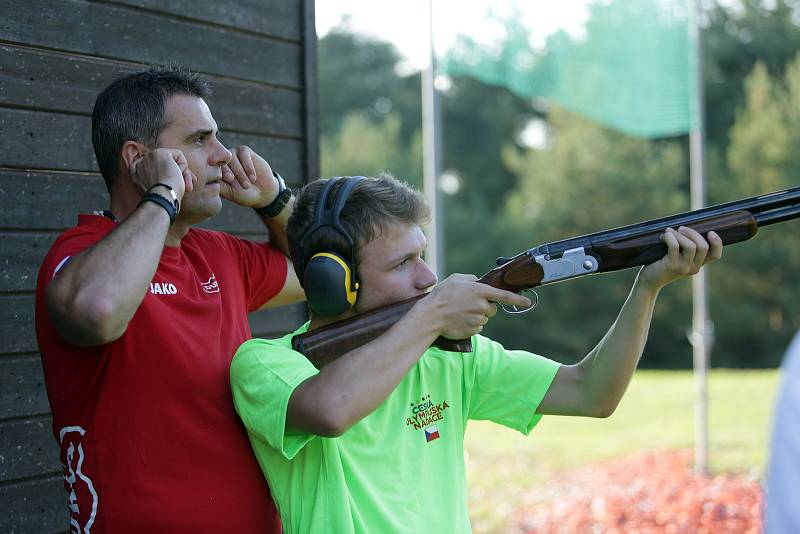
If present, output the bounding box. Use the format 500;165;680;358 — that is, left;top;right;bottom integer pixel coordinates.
293;186;800;368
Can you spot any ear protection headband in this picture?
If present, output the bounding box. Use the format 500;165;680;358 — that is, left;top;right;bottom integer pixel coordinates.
299;176;364;316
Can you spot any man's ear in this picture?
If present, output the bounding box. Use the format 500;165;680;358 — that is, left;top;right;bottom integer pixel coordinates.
119;140;149;177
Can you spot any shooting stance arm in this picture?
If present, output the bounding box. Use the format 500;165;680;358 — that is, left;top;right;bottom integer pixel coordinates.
286;275;530;436
537;227;722;417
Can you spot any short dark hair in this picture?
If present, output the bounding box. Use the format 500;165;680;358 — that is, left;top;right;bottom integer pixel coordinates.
91;65;210;192
288;175;430;284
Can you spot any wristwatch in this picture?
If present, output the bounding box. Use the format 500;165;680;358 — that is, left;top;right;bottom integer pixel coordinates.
254;173;292;218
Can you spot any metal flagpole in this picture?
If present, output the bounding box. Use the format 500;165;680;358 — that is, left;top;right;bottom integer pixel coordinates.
422;0;444;278
689;0;711;476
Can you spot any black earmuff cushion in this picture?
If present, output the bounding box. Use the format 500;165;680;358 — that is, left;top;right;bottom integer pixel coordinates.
304;254;354;316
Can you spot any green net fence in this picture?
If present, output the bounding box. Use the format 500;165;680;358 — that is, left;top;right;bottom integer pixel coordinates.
440;0;698;138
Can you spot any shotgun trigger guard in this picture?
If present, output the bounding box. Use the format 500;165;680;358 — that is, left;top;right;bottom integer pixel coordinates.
500;289;538;314
534;247;599;284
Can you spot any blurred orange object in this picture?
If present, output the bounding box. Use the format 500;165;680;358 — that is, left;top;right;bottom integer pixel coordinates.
514;449;762;534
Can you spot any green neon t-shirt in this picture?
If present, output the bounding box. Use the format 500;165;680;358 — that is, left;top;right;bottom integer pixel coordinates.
231;324;560;534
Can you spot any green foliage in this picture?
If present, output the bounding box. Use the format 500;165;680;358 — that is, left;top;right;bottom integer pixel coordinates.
440;76;533;213
504;109;687;232
713;54;800;366
320;112;423;188
703;0;800;154
438;75;535;280
727;58;800;192
317;29;422;143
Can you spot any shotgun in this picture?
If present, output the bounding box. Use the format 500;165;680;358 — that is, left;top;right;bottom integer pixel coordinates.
293;186;800;368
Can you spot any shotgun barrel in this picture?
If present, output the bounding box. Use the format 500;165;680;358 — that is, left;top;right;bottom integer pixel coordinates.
294;186;800;368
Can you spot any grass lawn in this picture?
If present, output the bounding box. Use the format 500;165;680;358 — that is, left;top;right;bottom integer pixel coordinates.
464;369;780;533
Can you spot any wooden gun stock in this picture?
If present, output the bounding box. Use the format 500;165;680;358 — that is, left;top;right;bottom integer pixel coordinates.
292;296;472;369
294;187;800;369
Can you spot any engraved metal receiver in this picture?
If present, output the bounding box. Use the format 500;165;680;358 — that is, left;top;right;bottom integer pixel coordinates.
495;246;599;314
533;246;600;284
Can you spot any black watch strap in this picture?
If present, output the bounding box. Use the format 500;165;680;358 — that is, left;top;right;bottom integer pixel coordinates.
139;193;177;225
254;173;292;218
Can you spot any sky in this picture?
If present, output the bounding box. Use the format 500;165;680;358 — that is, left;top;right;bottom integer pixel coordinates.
315;1;593;71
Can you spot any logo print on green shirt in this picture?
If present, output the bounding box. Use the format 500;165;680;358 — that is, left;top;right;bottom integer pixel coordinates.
405;394;450;439
424;425;440;442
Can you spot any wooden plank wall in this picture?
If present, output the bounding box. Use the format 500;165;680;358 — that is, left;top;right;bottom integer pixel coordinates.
0;0;318;531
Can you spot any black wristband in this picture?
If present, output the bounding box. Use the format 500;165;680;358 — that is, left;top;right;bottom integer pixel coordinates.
140;193;177;225
253;173;292;218
146;183;180;214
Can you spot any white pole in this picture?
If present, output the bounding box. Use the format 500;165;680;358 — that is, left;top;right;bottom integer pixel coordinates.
422;0;444;278
689;0;710;476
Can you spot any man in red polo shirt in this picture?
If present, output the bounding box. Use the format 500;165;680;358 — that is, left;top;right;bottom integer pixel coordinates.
35;65;303;532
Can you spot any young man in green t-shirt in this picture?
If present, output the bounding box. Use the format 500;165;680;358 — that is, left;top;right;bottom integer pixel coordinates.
231;175;722;533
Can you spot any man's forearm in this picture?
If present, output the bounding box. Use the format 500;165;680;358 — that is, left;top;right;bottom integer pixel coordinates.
539;227;721;417
287;299;443;436
286;273;528;435
46;204;171;345
256;196;294;257
577;269;661;416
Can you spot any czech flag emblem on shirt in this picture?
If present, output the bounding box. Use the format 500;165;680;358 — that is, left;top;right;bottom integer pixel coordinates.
424;425;440;442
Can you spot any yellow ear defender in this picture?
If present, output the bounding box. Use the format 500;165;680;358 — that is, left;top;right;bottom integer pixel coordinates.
298;177;364;316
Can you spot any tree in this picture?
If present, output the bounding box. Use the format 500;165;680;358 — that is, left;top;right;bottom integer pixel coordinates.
440;75;534;213
317;29;421;143
714;56;800;366
703;0;800;154
320;112;422;188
